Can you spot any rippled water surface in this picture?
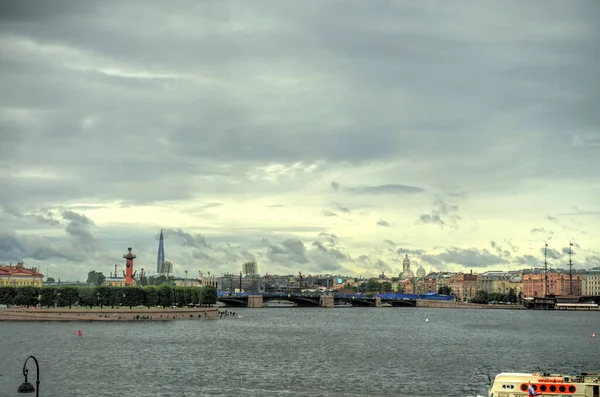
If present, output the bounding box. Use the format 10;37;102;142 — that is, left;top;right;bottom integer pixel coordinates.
1;307;599;396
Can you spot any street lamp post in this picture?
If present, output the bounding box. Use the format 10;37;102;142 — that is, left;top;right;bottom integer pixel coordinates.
17;355;40;396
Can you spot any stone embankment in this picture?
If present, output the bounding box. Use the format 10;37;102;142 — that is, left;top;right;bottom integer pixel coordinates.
416;300;525;310
0;307;219;322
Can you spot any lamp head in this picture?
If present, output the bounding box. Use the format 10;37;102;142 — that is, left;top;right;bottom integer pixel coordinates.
17;381;35;393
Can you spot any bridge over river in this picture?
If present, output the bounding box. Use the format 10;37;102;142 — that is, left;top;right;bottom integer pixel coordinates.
217;292;454;308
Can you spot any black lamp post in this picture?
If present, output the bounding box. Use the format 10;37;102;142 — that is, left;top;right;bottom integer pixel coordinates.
18;355;40;396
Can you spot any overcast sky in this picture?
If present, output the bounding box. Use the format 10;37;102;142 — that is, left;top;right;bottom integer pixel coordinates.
1;0;599;281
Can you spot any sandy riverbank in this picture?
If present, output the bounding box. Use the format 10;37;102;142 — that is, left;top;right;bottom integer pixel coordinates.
0;307;219;322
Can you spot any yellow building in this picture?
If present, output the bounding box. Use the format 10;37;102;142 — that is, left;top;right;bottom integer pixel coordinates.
104;276;127;287
0;262;44;287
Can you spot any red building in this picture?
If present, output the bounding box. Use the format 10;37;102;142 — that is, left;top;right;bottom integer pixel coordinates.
522;272;581;297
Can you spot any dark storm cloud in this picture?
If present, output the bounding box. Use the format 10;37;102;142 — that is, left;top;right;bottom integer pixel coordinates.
262;233;351;273
544;248;562;260
165;228;211;249
0;228;65;262
517;255;541;268
1;0;598;209
489;240;512;259
421;247;508;269
0;208;103;266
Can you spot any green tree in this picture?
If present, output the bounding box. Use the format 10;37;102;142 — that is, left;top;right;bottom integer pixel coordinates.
471;290;489;304
365;279;381;293
143;286;158;308
14;286;40;306
78;287;98;308
380;281;392;293
86;271;106;287
56;286;79;308
508;288;518;304
0;286;17;305
200;285;217;306
438;285;452;295
122;287;143;308
40;287;57;308
96;286;111;308
190;287;199;305
108;288;122;308
45;277;56;284
157;285;173;308
137;274;148;287
173;287;186;307
396;283;406;293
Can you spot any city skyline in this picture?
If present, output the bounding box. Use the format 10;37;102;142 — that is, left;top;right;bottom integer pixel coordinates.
0;1;599;281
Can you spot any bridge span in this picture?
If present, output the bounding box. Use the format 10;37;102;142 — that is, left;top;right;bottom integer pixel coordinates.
217;292;453;308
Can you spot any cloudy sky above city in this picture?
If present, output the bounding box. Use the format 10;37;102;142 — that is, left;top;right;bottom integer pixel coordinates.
1;0;599;281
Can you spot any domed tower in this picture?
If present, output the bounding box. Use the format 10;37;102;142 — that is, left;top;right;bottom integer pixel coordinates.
402;254;414;279
416;264;426;278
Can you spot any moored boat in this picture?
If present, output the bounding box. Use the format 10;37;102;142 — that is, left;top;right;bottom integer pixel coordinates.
488;372;600;396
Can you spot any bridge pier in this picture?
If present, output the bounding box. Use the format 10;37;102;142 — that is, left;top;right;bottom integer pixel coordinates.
247;295;263;308
375;297;382;307
319;295;334;308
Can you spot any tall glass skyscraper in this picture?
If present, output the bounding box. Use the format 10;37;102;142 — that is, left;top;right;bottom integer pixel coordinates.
157;229;165;273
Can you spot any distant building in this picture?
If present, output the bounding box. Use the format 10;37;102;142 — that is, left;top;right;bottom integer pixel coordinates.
157;229;165;274
104;264;127;287
582;269;600;296
522;272;581;297
243;262;258;276
448;272;478;300
159;260;173;275
199;272;219;289
0;262;43;287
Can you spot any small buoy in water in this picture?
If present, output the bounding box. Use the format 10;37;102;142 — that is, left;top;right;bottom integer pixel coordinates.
425;318;429;322
77;330;82;336
592;332;596;338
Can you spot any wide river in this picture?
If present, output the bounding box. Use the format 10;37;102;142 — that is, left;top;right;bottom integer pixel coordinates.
0;307;598;396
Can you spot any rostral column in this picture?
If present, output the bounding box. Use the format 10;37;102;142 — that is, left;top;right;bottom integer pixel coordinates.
122;247;137;286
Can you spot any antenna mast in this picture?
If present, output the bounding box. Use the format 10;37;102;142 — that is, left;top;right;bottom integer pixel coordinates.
544;242;548;297
569;241;574;295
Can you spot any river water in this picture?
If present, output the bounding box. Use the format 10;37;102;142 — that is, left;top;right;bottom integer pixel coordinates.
0;307;598;397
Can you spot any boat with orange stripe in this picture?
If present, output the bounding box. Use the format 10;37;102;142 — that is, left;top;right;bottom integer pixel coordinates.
487;372;600;397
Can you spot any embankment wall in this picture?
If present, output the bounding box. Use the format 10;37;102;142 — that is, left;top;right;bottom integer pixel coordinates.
0;307;219;322
416;300;525;310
